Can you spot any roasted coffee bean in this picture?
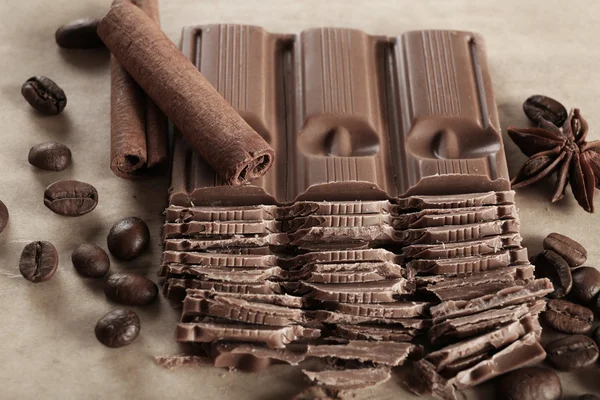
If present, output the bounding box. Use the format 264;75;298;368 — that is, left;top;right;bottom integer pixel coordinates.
592;326;600;348
55;18;103;49
44;180;98;217
579;395;600;400
71;244;110;278
0;200;8;233
545;335;599;371
28;142;72;171
523;95;568;126
570;267;600;304
19;241;58;283
542;299;593;334
543;232;587;267
104;272;158;306
533;250;572;298
95;308;140;348
21;76;67;115
107;217;150;261
497;366;561;400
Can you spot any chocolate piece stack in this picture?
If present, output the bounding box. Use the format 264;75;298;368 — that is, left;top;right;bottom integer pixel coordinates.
159;25;551;398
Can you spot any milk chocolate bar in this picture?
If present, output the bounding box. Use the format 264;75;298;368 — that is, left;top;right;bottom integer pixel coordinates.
171;26;509;206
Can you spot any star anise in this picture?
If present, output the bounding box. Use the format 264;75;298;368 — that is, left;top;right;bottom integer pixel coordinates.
508;107;600;212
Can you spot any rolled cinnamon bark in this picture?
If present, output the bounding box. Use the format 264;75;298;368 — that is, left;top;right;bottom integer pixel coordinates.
99;2;275;185
110;0;167;179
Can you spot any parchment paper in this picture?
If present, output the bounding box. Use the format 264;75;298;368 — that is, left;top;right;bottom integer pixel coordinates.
1;0;599;398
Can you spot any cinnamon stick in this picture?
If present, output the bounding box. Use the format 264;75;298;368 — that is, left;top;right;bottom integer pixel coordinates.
110;0;167;179
99;2;275;185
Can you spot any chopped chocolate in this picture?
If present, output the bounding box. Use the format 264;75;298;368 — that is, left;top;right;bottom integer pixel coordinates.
306;340;418;367
311;310;430;329
328;301;431;319
430;278;553;322
409;249;529;275
211;342;307;371
298;280;413;303
181;295;305;326
302;368;391;391
402;234;523;259
333;324;417;342
176;322;320;348
393;205;517;229
153;354;209;369
186;290;305;308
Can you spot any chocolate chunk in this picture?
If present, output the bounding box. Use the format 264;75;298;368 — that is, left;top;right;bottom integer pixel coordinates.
402;234;523;259
451;332;546;389
543;232;587;267
181;295;305;326
393;205;517;229
397;192;515;211
211;343;307;371
186;290;304;308
298;280;412;303
292;262;405;283
542;299;593;334
426;315;538;371
302;368;391;391
328;301;431;319
333;324;417;342
154;354;208;369
532;250;573;298
167;265;284;283
428;300;545;344
306;340;418;367
175;322;320;348
311;310;429;330
410;249;529;276
161;250;278;267
430;279;553;322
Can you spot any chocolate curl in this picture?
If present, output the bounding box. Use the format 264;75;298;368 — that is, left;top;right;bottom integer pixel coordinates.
99;2;275;185
110;0;167;179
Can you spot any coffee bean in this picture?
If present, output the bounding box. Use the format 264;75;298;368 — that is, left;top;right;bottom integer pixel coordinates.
95;308;140;348
542;299;593;334
580;395;600;400
523;95;568;126
545;335;599;371
497;367;561;400
107;217;150;261
0;200;8;233
19;241;58;283
21;76;67;115
71;244;110;278
55;18;103;49
592;326;600;348
533;250;572;298
44;180;98;217
28;142;72;171
543;232;587;267
570;267;600;305
104;272;158;306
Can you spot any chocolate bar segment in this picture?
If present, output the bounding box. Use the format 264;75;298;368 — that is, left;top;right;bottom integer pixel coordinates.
306;340;418;367
170;26;509;206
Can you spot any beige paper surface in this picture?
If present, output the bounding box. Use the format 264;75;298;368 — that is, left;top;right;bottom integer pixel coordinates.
1;0;599;398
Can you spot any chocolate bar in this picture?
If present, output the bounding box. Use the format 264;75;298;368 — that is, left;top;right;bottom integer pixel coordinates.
156;23;550;399
172;27;509;206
